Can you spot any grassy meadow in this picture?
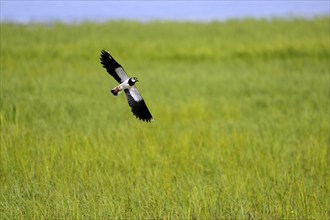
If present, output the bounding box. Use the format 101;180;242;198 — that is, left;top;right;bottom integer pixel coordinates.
1;18;329;219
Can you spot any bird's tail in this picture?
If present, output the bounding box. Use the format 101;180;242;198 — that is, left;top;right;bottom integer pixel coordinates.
111;86;123;96
111;89;118;96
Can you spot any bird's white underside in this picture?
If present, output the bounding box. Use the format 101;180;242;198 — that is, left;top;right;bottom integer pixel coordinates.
112;67;142;101
113;79;143;102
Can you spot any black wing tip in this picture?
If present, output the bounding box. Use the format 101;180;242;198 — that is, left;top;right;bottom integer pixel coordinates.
124;90;153;123
135;115;154;123
100;49;109;56
131;101;153;123
132;109;153;123
100;50;121;68
100;49;123;83
100;50;111;62
99;49;115;63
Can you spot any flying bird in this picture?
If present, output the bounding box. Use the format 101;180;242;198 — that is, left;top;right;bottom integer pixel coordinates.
100;50;153;122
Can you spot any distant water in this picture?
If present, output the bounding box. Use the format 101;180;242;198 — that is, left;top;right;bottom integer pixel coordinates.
1;1;329;23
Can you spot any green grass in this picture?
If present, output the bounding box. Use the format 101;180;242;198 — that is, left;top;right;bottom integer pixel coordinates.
1;18;329;219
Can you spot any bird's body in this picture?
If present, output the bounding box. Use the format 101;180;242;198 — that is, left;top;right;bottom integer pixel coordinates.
111;77;137;96
100;50;153;122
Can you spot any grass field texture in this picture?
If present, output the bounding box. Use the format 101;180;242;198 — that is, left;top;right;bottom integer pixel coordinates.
1;18;329;219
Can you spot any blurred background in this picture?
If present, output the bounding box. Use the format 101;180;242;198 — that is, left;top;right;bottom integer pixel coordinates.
1;0;329;23
1;1;329;219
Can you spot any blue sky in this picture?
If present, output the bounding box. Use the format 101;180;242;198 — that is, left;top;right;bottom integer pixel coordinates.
1;1;329;23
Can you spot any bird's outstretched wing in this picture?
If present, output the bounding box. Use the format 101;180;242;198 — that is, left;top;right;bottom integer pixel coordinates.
124;87;153;122
100;50;129;83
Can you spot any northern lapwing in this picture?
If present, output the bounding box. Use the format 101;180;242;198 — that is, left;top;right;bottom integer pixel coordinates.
100;50;153;122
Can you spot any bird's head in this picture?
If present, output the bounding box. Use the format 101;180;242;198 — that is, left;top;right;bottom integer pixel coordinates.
128;77;139;86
